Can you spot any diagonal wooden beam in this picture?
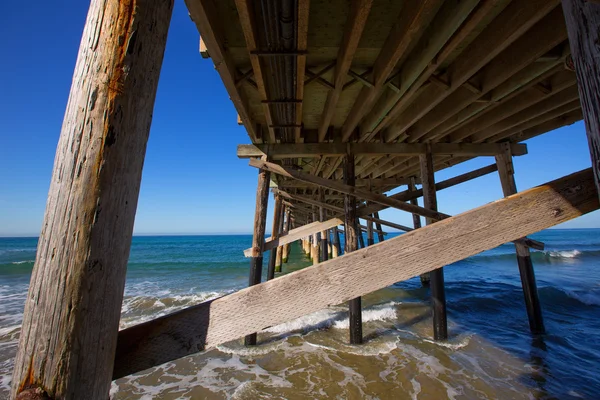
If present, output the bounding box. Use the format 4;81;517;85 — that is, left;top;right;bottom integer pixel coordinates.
114;168;599;379
341;0;445;141
358;0;482;140
252;159;449;220
318;0;373;142
382;1;564;143
186;0;259;141
295;0;310;143
237;142;527;159
234;0;277;143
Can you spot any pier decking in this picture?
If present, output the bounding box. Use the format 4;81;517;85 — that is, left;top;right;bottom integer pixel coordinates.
10;0;600;399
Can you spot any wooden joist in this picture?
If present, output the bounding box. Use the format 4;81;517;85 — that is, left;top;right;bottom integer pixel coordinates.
234;0;277;143
341;0;445;141
251;159;449;221
317;0;373;142
114;168;599;379
185;0;259;141
295;0;310;143
237;143;527;159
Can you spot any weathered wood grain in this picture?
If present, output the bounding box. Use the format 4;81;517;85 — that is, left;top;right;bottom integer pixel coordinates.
250;159;449;221
10;1;173;398
113;168;598;379
267;196;282;280
237;143;527;159
562;0;600;199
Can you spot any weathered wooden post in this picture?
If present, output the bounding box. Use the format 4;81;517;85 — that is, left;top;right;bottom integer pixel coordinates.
373;212;385;242
367;215;375;246
282;209;291;263
267;195;283;280
409;177;430;287
319;190;329;262
344;152;363;344
420;147;448;341
312;207;320;264
275;203;285;273
357;219;366;249
245;163;271;345
10;1;173;398
562;0;600;199
332;226;341;257
495;143;545;334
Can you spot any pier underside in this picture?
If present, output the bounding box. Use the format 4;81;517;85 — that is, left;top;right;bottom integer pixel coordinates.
10;0;600;398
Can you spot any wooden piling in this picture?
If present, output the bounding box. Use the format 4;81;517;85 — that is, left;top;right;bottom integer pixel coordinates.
344;152;362;344
267;195;283;280
245;165;271;346
282;209;291;263
275;204;285;272
312;208;320;264
420;146;448;341
561;0;600;199
367;214;375;246
332;226;341;257
496;143;545;334
10;1;173;398
373;212;385;242
409;177;430;287
319;190;329;262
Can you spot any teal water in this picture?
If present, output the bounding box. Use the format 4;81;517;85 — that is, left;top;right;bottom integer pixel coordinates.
1;230;600;398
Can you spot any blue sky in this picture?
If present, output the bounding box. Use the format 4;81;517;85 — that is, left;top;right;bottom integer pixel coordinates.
0;1;597;236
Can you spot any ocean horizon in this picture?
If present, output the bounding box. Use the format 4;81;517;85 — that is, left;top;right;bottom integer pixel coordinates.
2;229;600;398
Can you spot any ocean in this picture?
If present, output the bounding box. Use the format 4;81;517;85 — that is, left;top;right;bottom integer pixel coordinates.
1;230;600;399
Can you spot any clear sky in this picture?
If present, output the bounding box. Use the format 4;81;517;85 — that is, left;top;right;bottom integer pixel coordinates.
0;1;597;237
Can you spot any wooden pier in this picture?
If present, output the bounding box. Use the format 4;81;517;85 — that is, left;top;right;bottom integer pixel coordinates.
10;0;600;398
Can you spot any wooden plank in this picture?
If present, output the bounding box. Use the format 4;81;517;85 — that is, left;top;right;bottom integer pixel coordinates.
237;143;527;159
10;1;173;398
251;159;450;221
318;0;373;141
234;0;276;143
341;0;445;141
562;0;600;199
114;168;599;379
186;0;259;141
295;0;310;143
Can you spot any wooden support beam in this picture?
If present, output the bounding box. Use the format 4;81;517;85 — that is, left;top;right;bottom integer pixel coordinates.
496;143;545;334
282;209;291;263
186;0;259;141
267;195;283;280
234;0;277;143
562;0;600;200
251;159;449;221
319;190;328;262
318;0;373;142
420;146;448;341
373;212;385;242
237;142;527;159
343;152;362;344
332;226;341;257
244;166;271;346
382;0;563;143
341;0;445;141
409;177;429;287
277;177;417;189
9;1;172;398
199;37;209;58
275;204;285;271
113;168;599;379
295;0;310;143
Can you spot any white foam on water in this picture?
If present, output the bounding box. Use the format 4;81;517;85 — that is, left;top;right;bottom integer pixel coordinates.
422;335;472;350
546;249;581;258
10;260;34;265
264;301;399;335
333;302;399;329
410;377;421;400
